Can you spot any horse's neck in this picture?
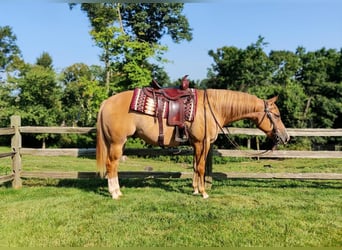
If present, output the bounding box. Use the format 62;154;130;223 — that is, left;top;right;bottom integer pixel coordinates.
208;89;263;125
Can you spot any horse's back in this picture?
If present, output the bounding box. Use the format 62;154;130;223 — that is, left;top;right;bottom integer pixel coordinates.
102;90;133;112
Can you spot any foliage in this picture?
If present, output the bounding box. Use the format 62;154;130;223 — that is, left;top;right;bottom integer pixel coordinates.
0;25;21;71
125;138;146;149
90;26;167;92
121;3;192;44
0;81;14;127
62;77;106;126
36;51;53;69
296;48;342;128
4;52;63;147
207;36;271;91
61;63;107;127
151;64;171;86
72;3;192;94
57;134;96;148
10;64;62;126
0;26;22;126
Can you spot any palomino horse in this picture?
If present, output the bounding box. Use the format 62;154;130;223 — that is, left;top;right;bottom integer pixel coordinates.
96;89;290;199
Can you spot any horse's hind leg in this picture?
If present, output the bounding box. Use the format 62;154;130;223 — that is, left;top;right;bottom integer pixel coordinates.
106;143;124;199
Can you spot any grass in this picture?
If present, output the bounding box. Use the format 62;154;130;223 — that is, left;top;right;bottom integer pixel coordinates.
0;146;342;247
0;178;341;247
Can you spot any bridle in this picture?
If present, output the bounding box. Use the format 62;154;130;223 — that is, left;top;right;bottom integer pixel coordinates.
259;100;286;146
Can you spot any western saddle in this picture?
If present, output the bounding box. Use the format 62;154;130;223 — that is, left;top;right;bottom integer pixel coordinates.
144;75;196;147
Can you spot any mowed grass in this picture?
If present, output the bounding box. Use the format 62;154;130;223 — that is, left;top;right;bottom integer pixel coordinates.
1;178;341;247
0;146;341;247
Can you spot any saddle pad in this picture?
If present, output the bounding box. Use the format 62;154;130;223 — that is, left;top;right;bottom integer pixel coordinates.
130;88;197;122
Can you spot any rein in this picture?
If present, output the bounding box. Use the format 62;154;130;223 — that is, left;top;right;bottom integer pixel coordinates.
204;90;272;157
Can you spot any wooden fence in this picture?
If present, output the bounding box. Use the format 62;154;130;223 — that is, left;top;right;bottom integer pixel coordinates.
1;115;342;188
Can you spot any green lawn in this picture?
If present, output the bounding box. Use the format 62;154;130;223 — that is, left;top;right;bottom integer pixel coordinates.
1;178;341;247
0;146;341;247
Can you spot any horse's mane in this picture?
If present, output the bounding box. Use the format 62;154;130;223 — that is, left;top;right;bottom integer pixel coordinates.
207;89;260;120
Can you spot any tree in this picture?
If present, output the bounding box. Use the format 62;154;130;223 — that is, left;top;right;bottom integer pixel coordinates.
333;48;342;82
0;26;21;72
15;65;62;121
71;3;192;93
8;53;62;147
0;78;13;127
207;36;271;91
268;50;301;85
62;63;92;84
0;26;22;127
297;48;342;128
88;25;166;92
61;63;107;127
121;3;192;44
151;64;171;86
36;51;53;69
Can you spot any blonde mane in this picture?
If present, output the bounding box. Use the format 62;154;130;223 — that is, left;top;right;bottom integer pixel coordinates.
207;89;261;123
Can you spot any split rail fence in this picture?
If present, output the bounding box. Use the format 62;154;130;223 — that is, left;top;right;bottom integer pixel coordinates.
1;115;342;188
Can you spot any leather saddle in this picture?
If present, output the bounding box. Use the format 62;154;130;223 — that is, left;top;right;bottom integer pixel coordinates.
144;75;196;146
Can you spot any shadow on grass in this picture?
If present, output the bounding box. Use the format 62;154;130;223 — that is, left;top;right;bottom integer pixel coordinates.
213;178;342;190
57;178;194;198
18;176;342;199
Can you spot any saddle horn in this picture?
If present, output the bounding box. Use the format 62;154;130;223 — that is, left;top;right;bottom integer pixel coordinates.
180;75;189;90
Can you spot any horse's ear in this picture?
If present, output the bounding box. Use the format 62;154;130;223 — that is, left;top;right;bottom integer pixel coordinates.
267;95;278;103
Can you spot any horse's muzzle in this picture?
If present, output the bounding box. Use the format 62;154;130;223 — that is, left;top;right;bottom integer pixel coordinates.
271;130;290;150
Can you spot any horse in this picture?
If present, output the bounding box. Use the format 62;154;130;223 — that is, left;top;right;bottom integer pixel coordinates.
96;88;290;199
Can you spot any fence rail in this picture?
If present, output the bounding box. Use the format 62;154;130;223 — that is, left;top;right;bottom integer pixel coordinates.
0;127;15;135
17;126;342;159
19;126;96;134
14;126;342;136
222;127;342;136
19;148;342;159
1;115;341;188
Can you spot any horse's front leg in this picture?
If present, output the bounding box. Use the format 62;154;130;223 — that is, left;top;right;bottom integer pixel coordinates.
193;141;210;199
106;143;123;199
192;157;200;195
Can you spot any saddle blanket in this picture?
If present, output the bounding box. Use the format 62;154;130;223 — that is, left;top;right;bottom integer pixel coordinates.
130;88;197;122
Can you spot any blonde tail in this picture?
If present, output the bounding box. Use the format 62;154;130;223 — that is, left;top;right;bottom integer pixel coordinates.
96;100;108;178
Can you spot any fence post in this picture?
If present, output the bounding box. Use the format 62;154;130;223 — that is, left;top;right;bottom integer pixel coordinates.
11;115;22;189
205;144;213;189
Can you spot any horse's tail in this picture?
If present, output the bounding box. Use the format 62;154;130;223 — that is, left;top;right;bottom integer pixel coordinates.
96;100;108;178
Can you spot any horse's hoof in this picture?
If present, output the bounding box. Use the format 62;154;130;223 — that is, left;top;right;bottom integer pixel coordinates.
193;190;200;195
111;190;122;200
111;194;120;200
202;193;209;199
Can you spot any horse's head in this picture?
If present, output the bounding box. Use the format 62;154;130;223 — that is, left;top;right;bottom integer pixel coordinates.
255;96;290;149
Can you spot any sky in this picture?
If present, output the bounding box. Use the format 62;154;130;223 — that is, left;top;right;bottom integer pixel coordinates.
1;1;341;81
